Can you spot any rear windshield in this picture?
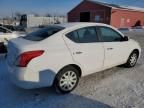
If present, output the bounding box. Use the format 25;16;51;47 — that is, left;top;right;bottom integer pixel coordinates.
23;25;65;41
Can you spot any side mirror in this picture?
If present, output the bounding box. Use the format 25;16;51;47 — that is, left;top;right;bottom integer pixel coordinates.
123;36;129;41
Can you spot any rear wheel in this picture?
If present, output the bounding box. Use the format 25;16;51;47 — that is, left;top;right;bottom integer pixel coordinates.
54;66;80;94
124;51;139;67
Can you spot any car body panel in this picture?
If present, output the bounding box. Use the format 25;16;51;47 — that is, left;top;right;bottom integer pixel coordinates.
102;41;131;69
0;26;25;45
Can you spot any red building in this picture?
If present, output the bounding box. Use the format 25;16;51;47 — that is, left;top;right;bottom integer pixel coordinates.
68;0;144;28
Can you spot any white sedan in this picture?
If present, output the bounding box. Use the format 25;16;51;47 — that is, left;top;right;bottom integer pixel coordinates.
7;23;141;94
0;26;24;45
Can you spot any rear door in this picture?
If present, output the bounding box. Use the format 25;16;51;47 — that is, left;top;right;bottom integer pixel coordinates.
64;26;104;75
97;26;130;68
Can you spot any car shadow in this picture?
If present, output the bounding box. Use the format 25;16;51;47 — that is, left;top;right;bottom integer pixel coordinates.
0;60;113;108
1;57;142;108
0;83;113;108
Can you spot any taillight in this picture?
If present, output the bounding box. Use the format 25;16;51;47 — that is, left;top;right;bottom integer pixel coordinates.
16;50;44;67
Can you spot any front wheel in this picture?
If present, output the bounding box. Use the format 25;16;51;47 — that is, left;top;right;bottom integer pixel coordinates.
54;66;80;94
124;51;139;68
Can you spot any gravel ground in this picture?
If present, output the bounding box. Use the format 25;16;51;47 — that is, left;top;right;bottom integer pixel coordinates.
0;31;144;108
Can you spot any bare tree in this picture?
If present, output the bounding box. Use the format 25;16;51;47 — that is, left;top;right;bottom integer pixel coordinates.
35;13;40;17
15;12;22;20
45;13;52;17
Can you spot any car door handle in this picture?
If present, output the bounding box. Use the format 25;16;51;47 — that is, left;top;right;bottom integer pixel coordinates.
107;48;114;50
75;51;83;54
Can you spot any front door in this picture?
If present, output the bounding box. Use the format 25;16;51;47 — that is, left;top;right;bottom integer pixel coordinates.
98;26;130;68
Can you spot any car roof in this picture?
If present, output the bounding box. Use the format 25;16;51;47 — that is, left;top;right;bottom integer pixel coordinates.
55;22;124;37
56;22;109;28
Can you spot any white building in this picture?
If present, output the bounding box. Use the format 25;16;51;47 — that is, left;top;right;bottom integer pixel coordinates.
0;19;3;25
20;14;67;28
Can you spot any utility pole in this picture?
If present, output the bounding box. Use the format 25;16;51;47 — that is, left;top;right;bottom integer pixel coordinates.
11;9;14;26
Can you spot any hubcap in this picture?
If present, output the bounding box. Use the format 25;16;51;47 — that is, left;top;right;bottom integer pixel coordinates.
129;53;137;66
59;71;77;91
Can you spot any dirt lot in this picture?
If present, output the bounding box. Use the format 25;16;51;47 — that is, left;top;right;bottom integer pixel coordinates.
0;31;144;108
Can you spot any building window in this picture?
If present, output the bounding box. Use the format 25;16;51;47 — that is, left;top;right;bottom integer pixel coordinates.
95;15;101;22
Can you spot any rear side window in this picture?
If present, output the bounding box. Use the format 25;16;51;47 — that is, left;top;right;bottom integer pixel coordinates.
66;31;79;43
23;26;65;41
66;27;98;43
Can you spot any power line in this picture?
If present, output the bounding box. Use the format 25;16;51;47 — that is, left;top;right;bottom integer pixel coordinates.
114;0;144;5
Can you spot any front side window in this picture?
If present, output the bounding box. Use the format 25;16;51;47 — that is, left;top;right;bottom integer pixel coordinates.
99;27;123;42
23;26;65;41
66;27;98;43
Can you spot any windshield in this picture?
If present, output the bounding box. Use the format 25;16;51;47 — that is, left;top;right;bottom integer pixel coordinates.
23;25;65;41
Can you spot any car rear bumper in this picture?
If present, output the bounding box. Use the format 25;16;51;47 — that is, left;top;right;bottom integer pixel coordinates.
7;62;56;89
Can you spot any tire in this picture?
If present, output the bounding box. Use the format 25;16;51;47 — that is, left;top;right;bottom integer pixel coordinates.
54;66;80;94
124;51;139;68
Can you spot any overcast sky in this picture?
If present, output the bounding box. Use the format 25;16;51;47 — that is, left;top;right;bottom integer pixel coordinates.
0;0;144;18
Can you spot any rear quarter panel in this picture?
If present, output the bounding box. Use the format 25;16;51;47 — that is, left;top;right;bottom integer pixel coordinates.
25;33;76;82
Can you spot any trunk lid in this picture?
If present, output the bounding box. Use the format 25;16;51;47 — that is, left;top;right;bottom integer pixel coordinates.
7;37;36;68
